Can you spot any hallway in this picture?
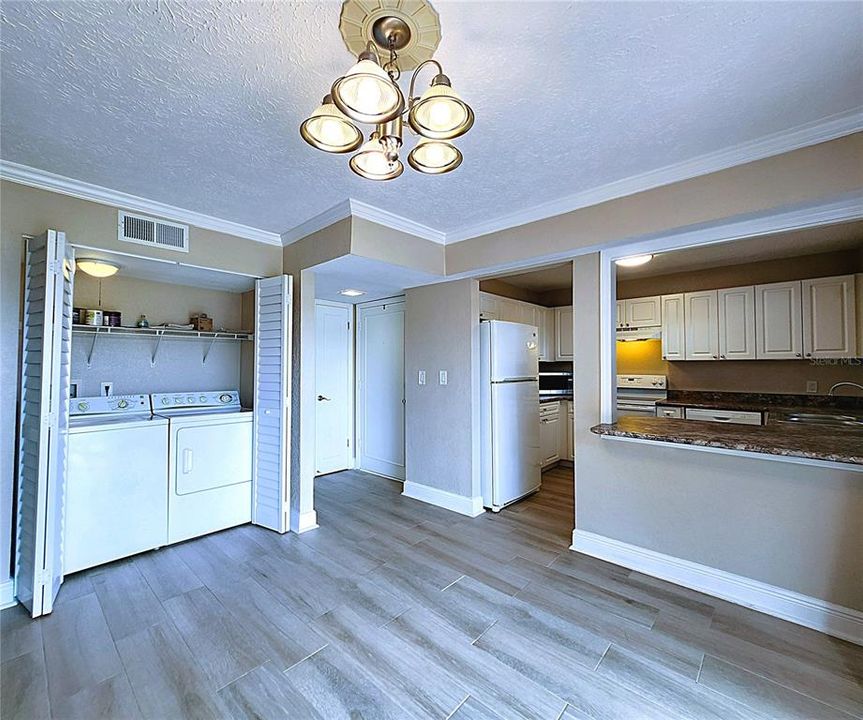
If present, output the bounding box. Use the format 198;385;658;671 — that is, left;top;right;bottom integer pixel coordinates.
2;468;860;719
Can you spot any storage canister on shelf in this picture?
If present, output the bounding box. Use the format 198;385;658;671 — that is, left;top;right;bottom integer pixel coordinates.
102;311;121;327
85;309;103;326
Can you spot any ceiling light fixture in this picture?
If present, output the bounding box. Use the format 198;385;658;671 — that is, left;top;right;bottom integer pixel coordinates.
76;259;120;278
339;288;366;297
300;0;474;180
615;254;654;268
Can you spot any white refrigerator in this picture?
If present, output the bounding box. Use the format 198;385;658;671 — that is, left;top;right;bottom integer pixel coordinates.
480;320;541;511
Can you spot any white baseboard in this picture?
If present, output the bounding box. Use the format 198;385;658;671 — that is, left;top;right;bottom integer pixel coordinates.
0;579;16;609
571;529;863;646
295;510;319;534
402;482;485;517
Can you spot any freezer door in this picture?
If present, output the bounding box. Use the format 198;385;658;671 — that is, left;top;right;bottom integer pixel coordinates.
490;380;541;507
489;321;539;381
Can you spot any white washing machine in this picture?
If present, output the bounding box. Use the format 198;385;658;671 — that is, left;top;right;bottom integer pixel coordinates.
152;390;253;544
65;395;169;574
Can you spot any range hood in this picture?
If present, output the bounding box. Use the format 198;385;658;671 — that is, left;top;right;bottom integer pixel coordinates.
616;327;661;342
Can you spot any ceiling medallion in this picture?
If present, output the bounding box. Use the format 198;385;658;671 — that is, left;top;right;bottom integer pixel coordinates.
300;0;474;181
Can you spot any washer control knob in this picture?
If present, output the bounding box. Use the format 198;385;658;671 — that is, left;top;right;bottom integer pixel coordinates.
187;395;194;403
161;397;170;405
199;395;207;402
219;393;232;403
117;399;128;409
77;401;89;412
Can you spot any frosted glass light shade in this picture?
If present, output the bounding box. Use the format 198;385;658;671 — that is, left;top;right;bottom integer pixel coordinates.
408;83;474;140
331;59;404;124
76;259;119;278
349;137;404;181
407;138;462;175
300;97;363;153
615;254;653;267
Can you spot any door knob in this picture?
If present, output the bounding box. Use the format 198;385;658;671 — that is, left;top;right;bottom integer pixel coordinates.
317;395;330;401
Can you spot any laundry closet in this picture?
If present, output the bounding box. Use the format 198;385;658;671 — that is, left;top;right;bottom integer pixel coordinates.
16;228;292;618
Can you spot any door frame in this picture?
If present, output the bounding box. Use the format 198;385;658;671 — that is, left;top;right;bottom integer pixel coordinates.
355;296;406;480
314;299;355;474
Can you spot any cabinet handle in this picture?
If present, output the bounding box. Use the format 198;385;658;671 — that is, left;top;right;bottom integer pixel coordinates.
806;353;812;358
795;353;801;357
712;355;718;359
720;354;726;359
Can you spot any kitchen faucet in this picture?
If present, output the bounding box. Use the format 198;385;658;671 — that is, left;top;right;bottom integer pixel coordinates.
827;381;863;396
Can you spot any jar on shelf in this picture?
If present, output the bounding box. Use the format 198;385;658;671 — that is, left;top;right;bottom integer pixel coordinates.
136;315;149;328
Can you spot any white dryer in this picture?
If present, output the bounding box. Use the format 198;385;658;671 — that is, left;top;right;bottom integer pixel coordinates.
152;390;253;544
66;395;169;574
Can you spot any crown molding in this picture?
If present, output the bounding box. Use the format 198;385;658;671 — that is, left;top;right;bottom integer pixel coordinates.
0;160;283;246
445;107;863;244
348;199;446;244
279;199;353;245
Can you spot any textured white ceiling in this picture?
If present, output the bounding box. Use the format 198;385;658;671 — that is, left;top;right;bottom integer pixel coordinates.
2;1;861;240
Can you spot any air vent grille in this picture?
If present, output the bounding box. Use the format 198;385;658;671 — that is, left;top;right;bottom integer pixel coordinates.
118;211;188;252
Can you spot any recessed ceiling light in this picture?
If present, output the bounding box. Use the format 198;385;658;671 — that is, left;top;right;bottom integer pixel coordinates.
615;254;653;268
76;259;120;278
339;288;366;297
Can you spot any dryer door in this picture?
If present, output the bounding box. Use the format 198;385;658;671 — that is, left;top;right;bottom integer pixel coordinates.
174;420;252;494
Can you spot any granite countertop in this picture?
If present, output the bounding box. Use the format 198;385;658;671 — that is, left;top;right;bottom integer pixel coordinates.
540;396;573;404
656;391;863;414
590;416;863;466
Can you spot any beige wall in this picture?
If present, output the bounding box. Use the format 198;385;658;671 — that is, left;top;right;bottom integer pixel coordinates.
447;134;863;274
405;279;480;498
574;253;863;610
0;180;282;585
617;249;863;299
351;217;445;276
74;274;244;331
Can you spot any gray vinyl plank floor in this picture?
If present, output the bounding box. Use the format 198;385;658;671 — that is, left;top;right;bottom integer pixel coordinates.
3;467;861;719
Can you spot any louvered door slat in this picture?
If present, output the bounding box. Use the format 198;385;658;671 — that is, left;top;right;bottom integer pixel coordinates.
252;275;292;533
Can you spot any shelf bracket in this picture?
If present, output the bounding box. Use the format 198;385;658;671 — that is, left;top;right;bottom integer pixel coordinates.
202;335;218;365
85;331;99;368
150;330;165;367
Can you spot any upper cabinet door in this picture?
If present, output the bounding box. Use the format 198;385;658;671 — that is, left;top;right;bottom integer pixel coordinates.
684;290;719;360
718;287;756;360
661;294;685;360
802;275;857;359
479;291;498;320
755;281;803;360
554;306;574;360
615;300;625;329
497;297;520;323
625;296;662;328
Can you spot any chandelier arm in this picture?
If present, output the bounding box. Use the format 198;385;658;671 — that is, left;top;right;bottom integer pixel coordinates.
407;59;444;104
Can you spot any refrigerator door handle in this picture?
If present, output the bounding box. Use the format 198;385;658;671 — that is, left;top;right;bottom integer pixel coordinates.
494;377;538;384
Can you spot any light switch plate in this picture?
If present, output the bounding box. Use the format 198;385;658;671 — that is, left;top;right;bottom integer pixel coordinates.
439;370;447;385
806;380;818;394
418;370;426;385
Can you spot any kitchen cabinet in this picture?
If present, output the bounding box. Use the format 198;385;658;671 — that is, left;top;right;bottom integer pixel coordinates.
802;275;857;359
684;408;763;426
755;281;802;360
540;402;560;468
718;286;756;360
684;290;719;360
616;296;661;329
479;292;499;320
661;294;685;360
566;400;574;461
857;273;863;358
538;307;554;361
656;406;684;419
554;306;574;360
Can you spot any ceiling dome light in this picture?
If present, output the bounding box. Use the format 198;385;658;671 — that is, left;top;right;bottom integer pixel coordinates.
331;52;404;125
408;74;474;140
349;134;404;181
299;94;363;153
407;137;462;175
615;254;654;268
76;259;119;278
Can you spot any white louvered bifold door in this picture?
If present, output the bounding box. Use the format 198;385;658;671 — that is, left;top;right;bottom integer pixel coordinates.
252;275;293;532
17;231;74;617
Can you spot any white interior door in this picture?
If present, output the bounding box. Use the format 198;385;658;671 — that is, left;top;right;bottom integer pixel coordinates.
252;275;292;532
357;300;405;480
17;230;74;617
315;302;352;476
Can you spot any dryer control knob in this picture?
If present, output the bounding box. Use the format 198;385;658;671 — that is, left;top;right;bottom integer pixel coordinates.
117;399;128;409
161;398;170;405
219;393;232;403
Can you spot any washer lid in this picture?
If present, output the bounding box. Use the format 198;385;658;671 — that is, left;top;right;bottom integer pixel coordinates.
69;414;167;432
